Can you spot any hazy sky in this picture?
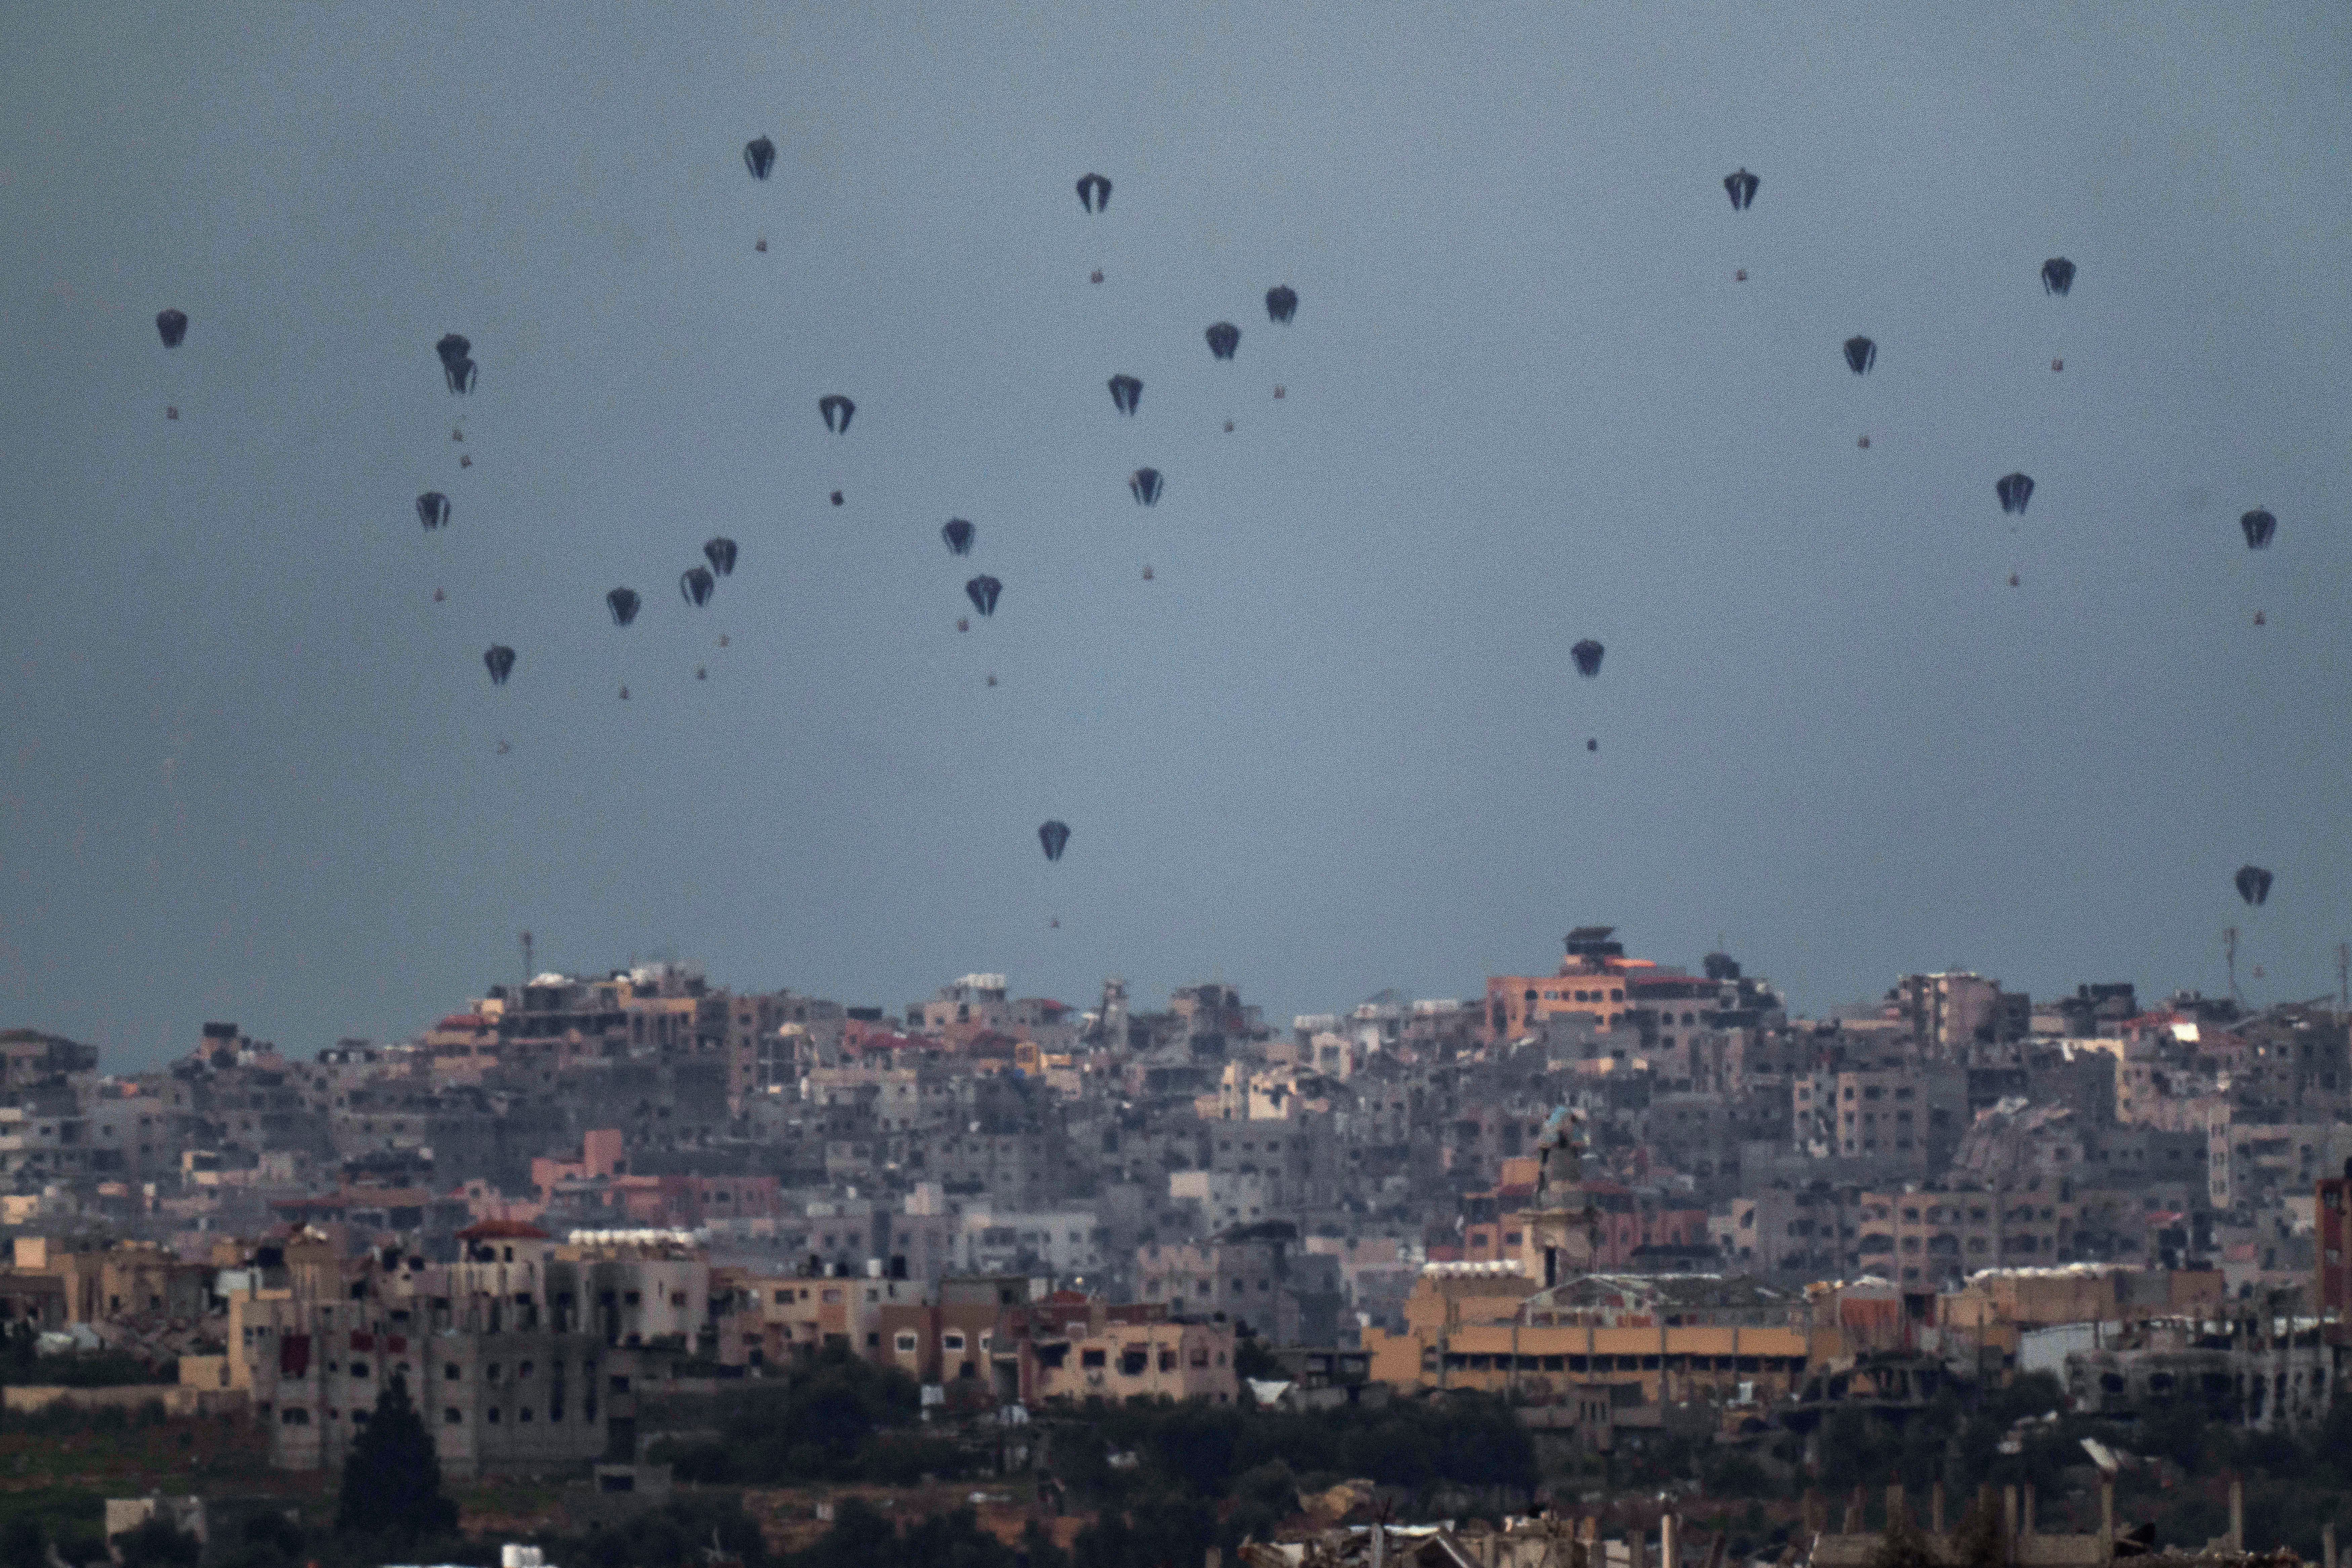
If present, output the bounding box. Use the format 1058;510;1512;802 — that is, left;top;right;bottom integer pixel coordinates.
5;2;2350;1068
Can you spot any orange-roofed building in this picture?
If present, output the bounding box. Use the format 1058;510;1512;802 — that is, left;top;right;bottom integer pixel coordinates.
1483;927;1662;1043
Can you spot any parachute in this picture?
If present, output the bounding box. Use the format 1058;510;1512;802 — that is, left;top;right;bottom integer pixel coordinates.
1205;322;1240;360
942;518;975;555
2235;865;2273;907
606;588;641;627
2041;257;2076;296
1038;819;1071;861
416;492;450;531
1723;167;1759;211
1571;639;1605;679
1843;336;1876;375
1997;472;2035;515
704;537;738;577
1129;468;1163;506
965;575;1002;617
1076;173;1111;214
680;566;715;608
2240;509;2276;550
483;645;515;686
819;395;855;434
744;136;775;180
1107;375;1142;416
1265;286;1298;325
830;491;844;506
435;333;476;394
155;309;187;348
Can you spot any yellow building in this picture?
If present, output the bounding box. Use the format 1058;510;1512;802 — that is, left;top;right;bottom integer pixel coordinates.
1366;1264;1831;1426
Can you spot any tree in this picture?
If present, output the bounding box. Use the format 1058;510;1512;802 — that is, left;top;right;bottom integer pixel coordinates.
113;1519;199;1568
337;1379;458;1551
0;1516;44;1568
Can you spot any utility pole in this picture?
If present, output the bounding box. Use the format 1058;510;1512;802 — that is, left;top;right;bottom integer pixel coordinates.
2337;942;2349;1022
2224;927;2239;1007
521;930;533;990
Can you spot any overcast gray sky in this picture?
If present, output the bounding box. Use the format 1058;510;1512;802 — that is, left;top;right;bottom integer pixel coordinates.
4;2;2349;1067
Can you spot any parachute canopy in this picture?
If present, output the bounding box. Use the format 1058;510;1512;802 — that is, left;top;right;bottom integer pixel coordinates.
704;537;738;577
1129;468;1163;506
1107;374;1142;416
1997;472;2035;515
1723;167;1759;210
483;645;515;686
435;333;476;393
1843;336;1877;375
2041;257;2076;296
942;518;975;555
680;566;715;608
1038;819;1070;861
1571;639;1605;679
1265;286;1298;325
155;309;187;348
416;492;450;531
819;394;855;434
965;575;1002;617
744;136;775;180
2240;509;2276;550
606;588;640;627
1205;322;1240;360
1076;173;1111;214
2235;865;2273;907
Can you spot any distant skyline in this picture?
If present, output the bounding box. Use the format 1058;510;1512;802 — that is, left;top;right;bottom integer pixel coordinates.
4;3;2348;1068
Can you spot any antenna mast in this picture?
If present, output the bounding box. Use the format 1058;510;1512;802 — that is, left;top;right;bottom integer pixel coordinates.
2337;942;2349;1021
2223;927;2239;1007
521;930;534;989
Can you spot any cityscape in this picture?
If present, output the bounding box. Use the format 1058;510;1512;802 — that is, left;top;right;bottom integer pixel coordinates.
8;3;2351;1568
0;927;2348;1563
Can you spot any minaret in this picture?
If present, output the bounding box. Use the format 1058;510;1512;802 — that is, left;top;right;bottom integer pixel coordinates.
1518;1106;1600;1288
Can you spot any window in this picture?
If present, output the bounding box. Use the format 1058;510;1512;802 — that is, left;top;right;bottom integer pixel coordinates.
445;1408;463;1425
445;1363;461;1380
895;1332;917;1353
1081;1348;1106;1368
281;1408;310;1426
943;1332;966;1352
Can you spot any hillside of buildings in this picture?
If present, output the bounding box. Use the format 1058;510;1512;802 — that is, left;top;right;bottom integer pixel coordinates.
0;929;2349;1566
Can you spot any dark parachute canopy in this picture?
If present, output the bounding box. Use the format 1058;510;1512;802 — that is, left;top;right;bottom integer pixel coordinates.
703;537;738;577
1076;173;1111;214
416;492;450;531
2235;865;2273;907
1843;336;1877;375
1038;819;1071;862
1571;639;1605;678
606;588;640;627
483;645;515;686
1129;468;1163;506
2041;257;2076;296
1723;167;1760;210
744;136;775;180
155;309;188;348
942;518;975;555
965;575;1002;617
1997;472;2035;515
819;395;855;434
2240;509;2276;550
680;566;715;608
1107;375;1142;415
435;333;476;394
1265;286;1298;325
1205;322;1240;360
